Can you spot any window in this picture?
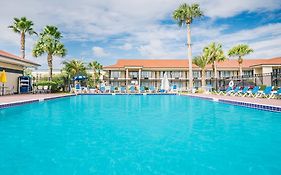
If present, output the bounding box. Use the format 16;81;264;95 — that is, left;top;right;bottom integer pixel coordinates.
206;71;212;78
129;72;138;79
220;71;230;78
172;71;181;78
243;70;253;77
193;71;201;78
111;71;120;78
141;71;151;78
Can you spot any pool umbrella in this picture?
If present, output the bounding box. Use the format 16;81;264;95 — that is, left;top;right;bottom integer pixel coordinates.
160;72;170;91
73;75;87;81
0;70;7;95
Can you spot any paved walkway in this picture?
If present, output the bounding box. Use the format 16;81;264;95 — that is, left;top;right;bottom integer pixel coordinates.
187;93;281;107
0;93;72;104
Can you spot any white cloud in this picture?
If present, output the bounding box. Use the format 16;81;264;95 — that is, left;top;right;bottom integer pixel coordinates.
92;46;109;57
119;43;132;50
0;0;280;69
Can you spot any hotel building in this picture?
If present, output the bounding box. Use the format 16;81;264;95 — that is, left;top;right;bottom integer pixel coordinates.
0;50;40;93
103;57;281;90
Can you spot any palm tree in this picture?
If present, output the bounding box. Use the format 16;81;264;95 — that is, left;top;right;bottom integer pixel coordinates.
62;59;86;78
173;3;203;91
204;42;227;89
88;61;103;86
8;17;37;58
193;54;210;89
228;44;254;77
33;26;67;80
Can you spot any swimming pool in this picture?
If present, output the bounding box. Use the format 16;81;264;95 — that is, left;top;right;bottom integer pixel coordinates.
0;95;281;174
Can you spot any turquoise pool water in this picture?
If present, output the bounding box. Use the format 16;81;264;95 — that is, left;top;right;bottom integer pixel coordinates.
0;95;281;174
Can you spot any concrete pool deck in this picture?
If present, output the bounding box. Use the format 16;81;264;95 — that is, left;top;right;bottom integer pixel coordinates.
184;93;281;107
0;93;74;106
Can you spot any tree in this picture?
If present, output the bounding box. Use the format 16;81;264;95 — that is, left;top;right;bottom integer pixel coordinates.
33;26;67;80
204;42;226;89
8;17;37;58
193;54;210;89
173;3;203;91
88;61;103;86
228;44;254;77
62;59;86;78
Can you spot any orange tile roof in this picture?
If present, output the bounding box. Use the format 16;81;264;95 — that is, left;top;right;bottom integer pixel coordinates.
0;50;40;66
104;57;281;69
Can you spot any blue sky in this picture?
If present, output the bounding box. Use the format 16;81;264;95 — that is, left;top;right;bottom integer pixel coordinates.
0;0;281;69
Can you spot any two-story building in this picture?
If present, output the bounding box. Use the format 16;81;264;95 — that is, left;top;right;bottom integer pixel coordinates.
103;57;281;90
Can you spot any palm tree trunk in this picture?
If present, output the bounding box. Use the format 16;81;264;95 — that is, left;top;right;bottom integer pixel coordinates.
238;56;243;77
20;32;25;58
187;23;193;92
47;54;53;81
201;68;206;88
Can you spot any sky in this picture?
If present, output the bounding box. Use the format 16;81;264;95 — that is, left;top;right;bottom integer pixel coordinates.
0;0;281;69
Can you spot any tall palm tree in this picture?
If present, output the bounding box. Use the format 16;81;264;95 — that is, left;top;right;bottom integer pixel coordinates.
88;61;103;86
204;42;226;89
193;54;210;88
62;59;86;78
32;26;67;80
8;17;37;58
228;44;254;77
173;3;203;91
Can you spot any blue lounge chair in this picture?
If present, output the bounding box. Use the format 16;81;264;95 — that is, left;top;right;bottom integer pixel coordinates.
129;86;135;93
256;86;273;98
140;86;145;93
236;86;249;96
218;86;232;95
227;86;240;96
100;86;105;93
110;86;115;93
120;87;126;93
149;86;155;93
159;89;165;93
247;86;260;97
74;84;81;93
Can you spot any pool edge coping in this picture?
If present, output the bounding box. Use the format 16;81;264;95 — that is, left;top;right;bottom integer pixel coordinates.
1;93;280;113
0;94;75;109
184;94;281;113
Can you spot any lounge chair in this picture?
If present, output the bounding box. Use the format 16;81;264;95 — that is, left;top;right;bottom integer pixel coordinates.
235;86;249;96
75;84;81;94
100;86;106;93
271;88;281;99
171;85;178;93
217;86;232;95
110;86;115;93
256;86;273;98
129;86;135;93
120;87;126;93
227;86;240;96
140;86;145;93
149;86;156;93
247;86;260;97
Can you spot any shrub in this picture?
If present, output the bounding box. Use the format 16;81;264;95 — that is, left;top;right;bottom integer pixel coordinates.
35;81;59;92
259;85;266;90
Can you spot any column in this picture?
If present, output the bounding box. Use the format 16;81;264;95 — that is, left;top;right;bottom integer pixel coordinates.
126;68;129;87
138;68;141;92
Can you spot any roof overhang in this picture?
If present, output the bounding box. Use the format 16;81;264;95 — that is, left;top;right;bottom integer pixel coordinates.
250;64;281;68
0;55;40;68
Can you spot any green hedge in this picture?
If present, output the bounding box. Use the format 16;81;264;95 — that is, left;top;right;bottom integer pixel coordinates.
35;81;59;92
